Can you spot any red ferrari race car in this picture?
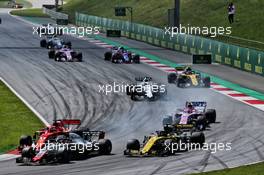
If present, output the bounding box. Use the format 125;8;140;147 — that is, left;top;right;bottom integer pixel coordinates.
16;119;112;165
104;46;140;64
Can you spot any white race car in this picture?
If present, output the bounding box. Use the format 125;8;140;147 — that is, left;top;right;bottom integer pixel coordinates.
126;77;166;101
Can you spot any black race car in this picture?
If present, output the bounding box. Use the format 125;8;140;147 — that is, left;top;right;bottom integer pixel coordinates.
126;77;166;101
16;120;112;165
104;46;140;64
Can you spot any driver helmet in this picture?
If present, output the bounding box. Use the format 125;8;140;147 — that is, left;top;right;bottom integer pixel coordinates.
186;102;194;113
119;47;124;52
184;66;192;73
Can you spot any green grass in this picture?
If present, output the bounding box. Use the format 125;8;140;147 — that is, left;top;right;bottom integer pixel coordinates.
0;80;44;153
0;0;9;8
10;8;49;17
0;0;32;8
61;0;264;50
189;162;264;175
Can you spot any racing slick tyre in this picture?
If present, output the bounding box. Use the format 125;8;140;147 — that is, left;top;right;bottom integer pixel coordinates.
130;92;137;101
65;41;72;49
40;39;47;48
19;135;32;146
196;115;207;131
190;132;205;147
168;73;177;83
55;52;62;61
77;53;83;62
205;109;216;123
203;77;211;88
21;146;35;158
177;77;185;88
98;139;112;155
126;139;140;151
48;50;55;59
133;54;140;64
104;52;112;61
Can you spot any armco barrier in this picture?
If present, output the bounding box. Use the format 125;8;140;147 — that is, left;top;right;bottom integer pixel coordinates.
75;12;264;76
42;7;68;20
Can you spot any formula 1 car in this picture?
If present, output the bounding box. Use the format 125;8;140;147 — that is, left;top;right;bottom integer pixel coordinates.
104;46;140;64
40;36;71;49
168;66;211;88
16;119;112;165
163;101;216;131
48;46;82;62
124;129;205;156
126;77;166;101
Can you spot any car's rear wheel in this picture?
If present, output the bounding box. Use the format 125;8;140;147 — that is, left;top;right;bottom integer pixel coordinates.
98;139;112;155
104;52;112;61
177;77;185;87
133;54;140;64
77;53;83;62
40;39;47;48
205;109;216;123
196;115;207;130
168;73;177;83
19;135;32;146
126;139;140;151
48;50;55;59
190;132;205;147
130;92;137;101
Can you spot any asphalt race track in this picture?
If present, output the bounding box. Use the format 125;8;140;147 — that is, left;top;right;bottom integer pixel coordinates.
0;12;264;175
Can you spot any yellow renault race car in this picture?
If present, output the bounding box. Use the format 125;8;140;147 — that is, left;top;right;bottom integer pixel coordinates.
124;128;205;157
167;66;211;88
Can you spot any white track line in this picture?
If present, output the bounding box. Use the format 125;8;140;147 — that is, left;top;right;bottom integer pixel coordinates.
0;77;49;126
0;154;20;162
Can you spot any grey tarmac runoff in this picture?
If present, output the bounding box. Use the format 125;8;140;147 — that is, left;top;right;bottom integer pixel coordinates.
0;11;264;175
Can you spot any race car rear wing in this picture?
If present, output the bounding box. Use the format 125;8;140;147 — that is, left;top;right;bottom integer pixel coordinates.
82;131;105;140
61;119;81;125
186;101;207;107
53;119;81;125
174;66;186;71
